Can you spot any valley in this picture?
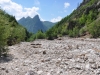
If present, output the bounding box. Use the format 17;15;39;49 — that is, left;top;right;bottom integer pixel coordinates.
0;0;100;75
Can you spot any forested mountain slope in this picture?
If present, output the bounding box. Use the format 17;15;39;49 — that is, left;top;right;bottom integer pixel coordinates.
0;9;29;46
46;0;100;39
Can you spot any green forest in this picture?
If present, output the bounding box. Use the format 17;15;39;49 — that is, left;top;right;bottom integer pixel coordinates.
0;9;30;56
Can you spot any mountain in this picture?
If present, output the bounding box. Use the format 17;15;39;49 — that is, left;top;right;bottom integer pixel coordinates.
43;21;56;29
46;0;100;39
18;15;46;33
18;15;55;33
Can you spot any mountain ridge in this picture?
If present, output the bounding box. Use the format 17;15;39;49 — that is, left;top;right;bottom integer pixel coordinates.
45;0;100;39
18;15;55;33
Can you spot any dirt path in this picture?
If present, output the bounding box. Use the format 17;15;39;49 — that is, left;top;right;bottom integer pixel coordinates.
0;37;100;75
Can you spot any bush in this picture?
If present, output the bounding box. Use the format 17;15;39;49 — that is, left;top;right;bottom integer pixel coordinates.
0;46;8;57
68;30;73;37
0;27;8;57
79;26;87;36
36;30;46;39
88;21;100;38
27;34;36;41
73;26;79;37
46;29;55;40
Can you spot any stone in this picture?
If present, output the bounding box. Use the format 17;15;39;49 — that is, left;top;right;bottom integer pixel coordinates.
91;64;98;69
66;53;73;59
96;69;100;75
98;8;100;12
75;65;82;70
37;70;43;74
1;67;6;70
25;70;38;75
85;63;90;70
97;1;100;6
43;51;46;54
5;70;9;73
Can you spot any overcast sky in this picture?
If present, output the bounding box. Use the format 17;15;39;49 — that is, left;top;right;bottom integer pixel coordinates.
0;0;83;22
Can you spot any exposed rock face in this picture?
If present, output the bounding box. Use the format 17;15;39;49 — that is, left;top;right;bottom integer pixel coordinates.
0;37;100;75
79;0;100;14
83;0;90;3
81;0;90;6
97;1;100;6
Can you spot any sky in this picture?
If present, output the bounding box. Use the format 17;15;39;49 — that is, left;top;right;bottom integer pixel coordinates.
0;0;83;22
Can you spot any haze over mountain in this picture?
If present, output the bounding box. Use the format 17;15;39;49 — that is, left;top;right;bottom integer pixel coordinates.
43;21;56;29
18;15;55;33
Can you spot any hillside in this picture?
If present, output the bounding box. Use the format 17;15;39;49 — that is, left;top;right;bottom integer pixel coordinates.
43;21;56;29
18;15;55;33
0;9;29;46
46;0;100;39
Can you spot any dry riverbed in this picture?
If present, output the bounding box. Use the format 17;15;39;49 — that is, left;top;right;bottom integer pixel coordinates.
0;37;100;75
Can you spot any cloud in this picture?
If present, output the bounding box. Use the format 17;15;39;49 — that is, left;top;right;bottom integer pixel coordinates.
64;2;70;8
0;0;40;20
51;16;62;23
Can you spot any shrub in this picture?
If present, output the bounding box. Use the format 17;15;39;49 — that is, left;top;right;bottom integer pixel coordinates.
73;26;79;37
0;27;8;57
27;34;36;41
36;30;46;39
79;26;87;36
68;30;73;37
88;21;100;38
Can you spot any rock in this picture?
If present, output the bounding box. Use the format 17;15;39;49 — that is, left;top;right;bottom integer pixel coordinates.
43;51;46;54
5;70;9;73
75;65;82;70
98;8;100;12
66;53;73;59
57;37;62;40
91;64;98;69
96;69;100;75
76;58;85;63
83;0;90;3
25;70;38;75
37;70;43;74
1;67;6;70
85;63;90;70
47;72;50;75
32;43;41;48
97;1;100;6
88;58;95;64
